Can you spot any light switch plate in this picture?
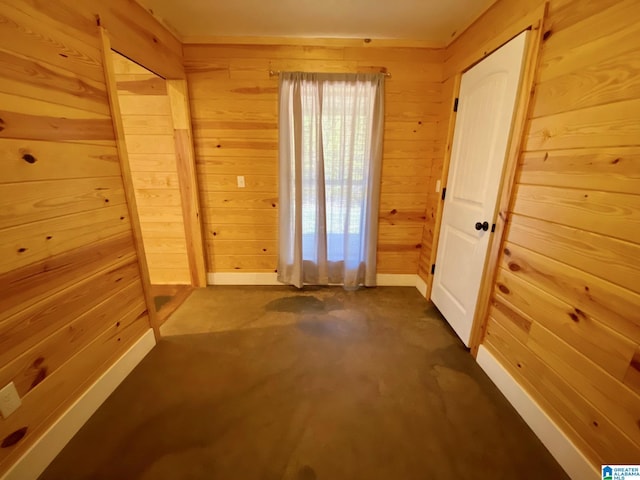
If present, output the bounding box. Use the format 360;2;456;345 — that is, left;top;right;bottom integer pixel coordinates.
237;175;246;188
435;179;441;193
0;381;22;419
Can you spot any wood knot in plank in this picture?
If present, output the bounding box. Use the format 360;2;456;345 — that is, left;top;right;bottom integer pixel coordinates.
574;308;587;320
497;283;510;294
508;262;521;272
542;30;552;41
22;153;37;164
30;367;47;390
2;427;28;448
631;355;640;373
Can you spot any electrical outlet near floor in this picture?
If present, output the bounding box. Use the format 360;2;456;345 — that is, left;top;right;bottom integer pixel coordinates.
0;382;22;419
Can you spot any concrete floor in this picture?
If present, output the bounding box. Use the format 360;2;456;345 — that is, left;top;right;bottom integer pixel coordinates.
40;286;567;480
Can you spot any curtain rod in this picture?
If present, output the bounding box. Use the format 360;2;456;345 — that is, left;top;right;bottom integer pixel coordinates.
269;70;391;78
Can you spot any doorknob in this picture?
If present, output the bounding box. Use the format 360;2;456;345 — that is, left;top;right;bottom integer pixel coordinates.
475;221;489;231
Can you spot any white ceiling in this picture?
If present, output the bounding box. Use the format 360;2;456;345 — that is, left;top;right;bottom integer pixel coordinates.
138;0;495;45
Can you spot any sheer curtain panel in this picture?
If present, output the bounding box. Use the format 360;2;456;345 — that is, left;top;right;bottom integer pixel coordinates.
278;72;384;289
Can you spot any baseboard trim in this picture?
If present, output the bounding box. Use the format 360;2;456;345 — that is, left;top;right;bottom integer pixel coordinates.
476;345;599;480
416;275;428;298
1;329;156;480
207;272;420;287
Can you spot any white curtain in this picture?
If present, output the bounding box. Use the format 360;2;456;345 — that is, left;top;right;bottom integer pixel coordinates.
278;72;385;289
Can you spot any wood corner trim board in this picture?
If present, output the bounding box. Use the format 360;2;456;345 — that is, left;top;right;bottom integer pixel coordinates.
0;330;156;480
207;273;421;288
476;346;600;480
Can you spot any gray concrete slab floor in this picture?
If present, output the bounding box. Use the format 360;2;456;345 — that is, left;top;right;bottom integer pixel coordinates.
39;286;568;480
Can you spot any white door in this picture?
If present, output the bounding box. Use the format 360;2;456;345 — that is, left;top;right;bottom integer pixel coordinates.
431;31;528;346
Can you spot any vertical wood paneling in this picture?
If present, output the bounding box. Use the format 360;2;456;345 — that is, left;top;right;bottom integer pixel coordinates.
0;0;181;474
185;43;443;274
431;0;640;468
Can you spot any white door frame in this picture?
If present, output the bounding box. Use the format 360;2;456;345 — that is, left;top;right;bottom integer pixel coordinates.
428;4;548;356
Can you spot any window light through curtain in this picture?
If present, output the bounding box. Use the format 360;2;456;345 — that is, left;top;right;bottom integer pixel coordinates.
278;72;385;289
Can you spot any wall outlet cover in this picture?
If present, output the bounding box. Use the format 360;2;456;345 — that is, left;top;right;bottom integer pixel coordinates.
0;381;22;419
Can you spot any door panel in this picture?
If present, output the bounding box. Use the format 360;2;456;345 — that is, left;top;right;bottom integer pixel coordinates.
431;31;529;346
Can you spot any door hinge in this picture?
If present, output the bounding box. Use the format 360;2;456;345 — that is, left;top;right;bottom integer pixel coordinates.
453;98;459;112
491;223;496;233
431;264;436;274
441;187;447;201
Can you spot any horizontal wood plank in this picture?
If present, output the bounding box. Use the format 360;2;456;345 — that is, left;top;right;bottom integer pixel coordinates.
517;147;640;194
0;176;126;229
0;279;145;397
525;99;640;151
501;241;640;344
512;184;640;244
494;267;636;380
0;203;132;273
0;48;109;116
484;319;639;464
0;139;120;182
0;257;140;367
507;214;640;293
0;233;135;323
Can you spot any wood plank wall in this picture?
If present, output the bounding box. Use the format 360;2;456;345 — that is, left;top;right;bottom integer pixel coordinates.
0;0;181;474
113;52;191;285
423;0;640;467
183;43;444;275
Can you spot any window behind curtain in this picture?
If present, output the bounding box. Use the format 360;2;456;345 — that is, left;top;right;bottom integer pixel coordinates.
278;72;384;288
302;78;378;263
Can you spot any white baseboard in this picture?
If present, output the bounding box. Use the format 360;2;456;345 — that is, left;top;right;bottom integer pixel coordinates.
207;272;420;288
416;275;428;298
1;329;156;480
476;346;599;480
